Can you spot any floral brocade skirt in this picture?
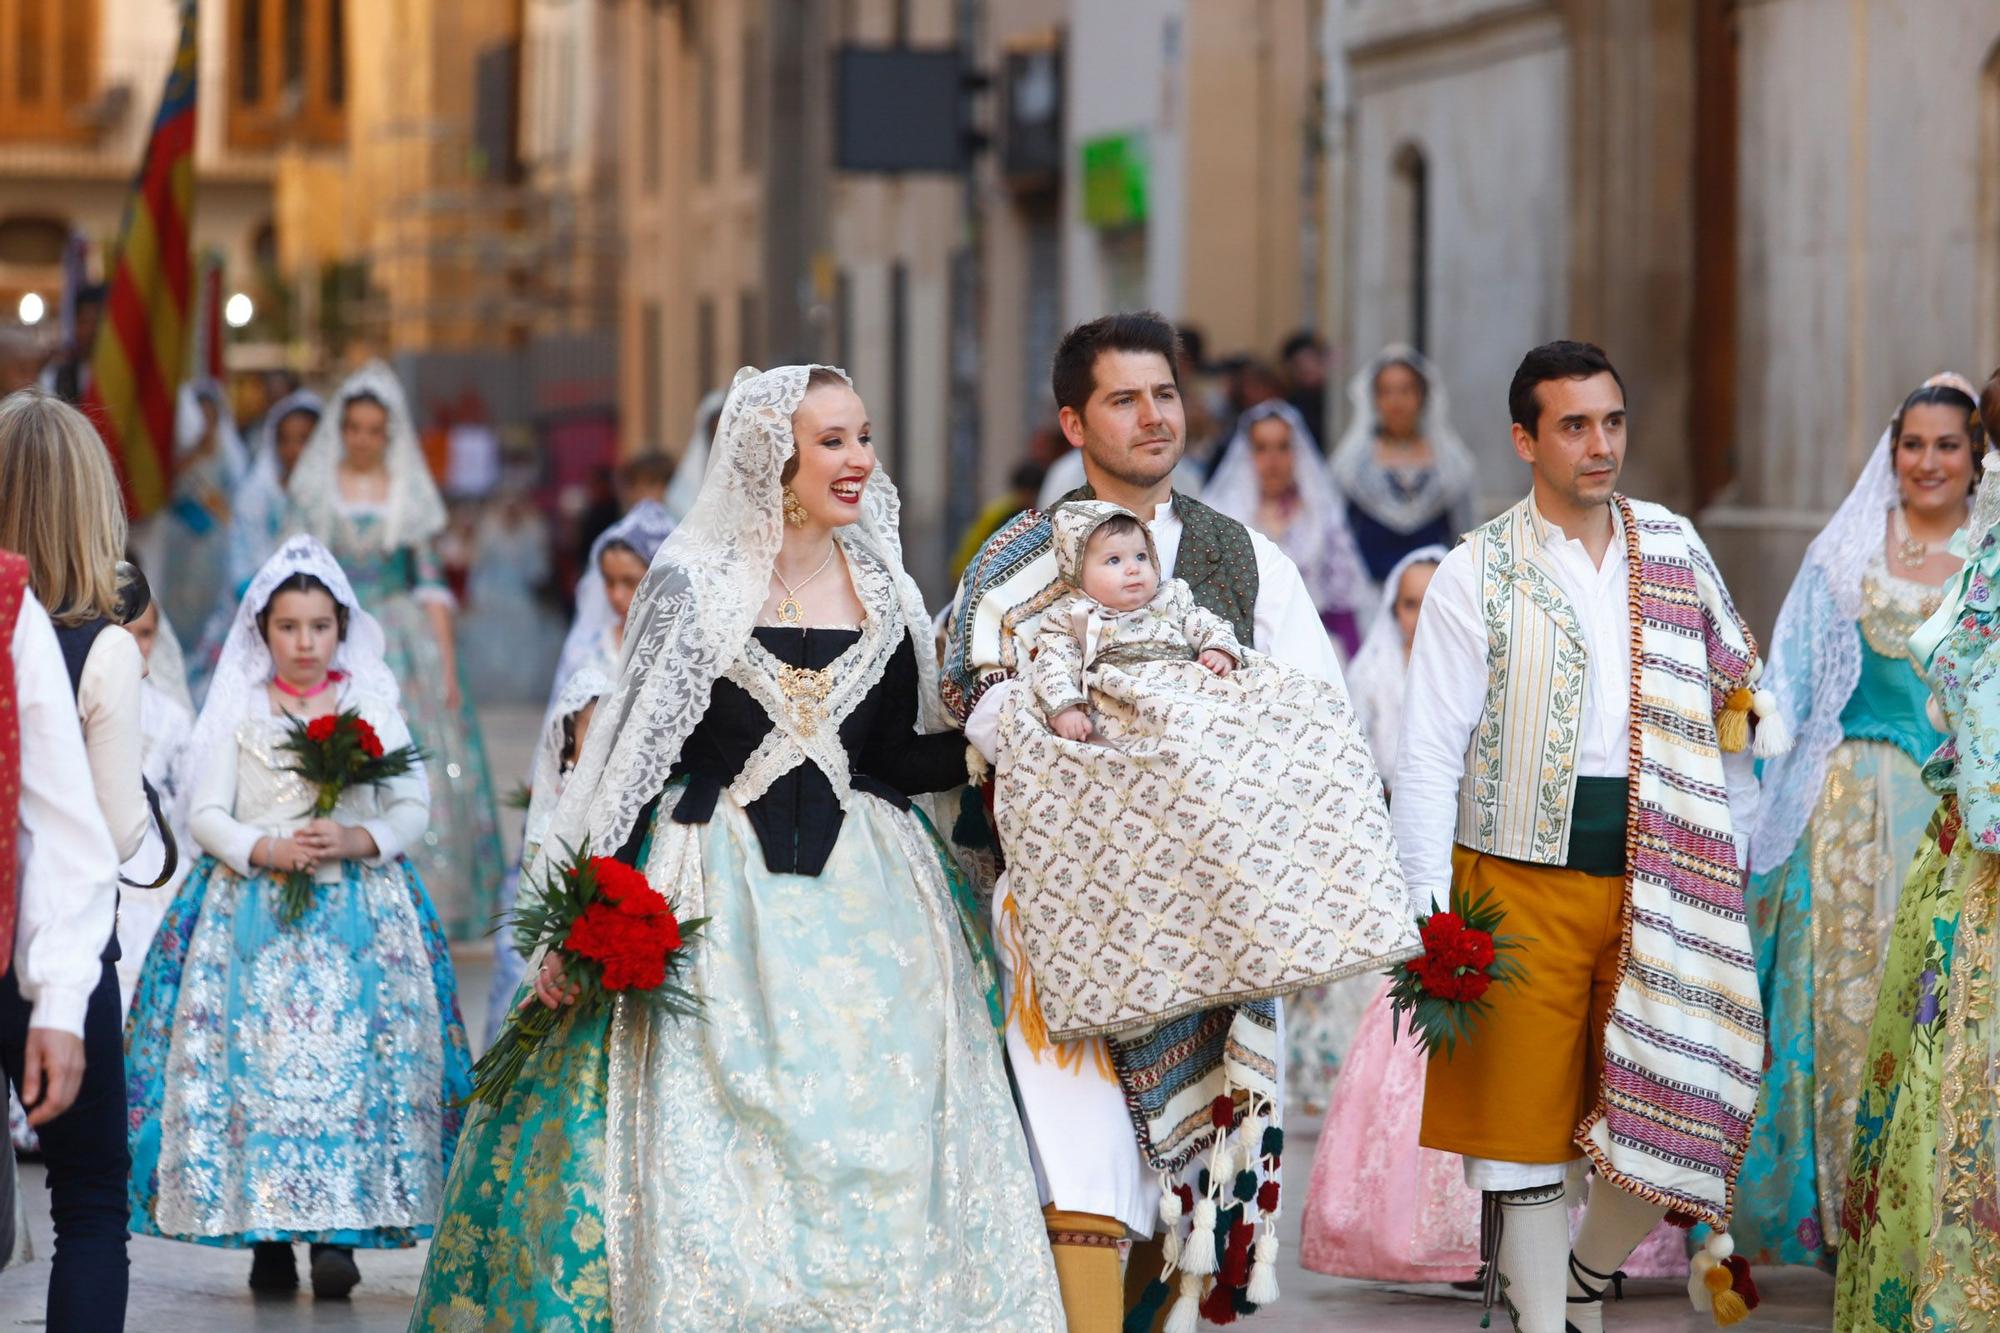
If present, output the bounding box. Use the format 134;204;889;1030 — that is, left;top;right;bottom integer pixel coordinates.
372;591;506;940
1833;804;2000;1331
1736;739;1935;1269
408;791;1060;1332
125;854;472;1247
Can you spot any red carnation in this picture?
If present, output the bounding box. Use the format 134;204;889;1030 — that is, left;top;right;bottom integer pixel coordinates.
351;717;385;759
1452;971;1492;1003
305;714;338;743
1416;957;1459;997
1420;911;1464;951
1454;929;1496;971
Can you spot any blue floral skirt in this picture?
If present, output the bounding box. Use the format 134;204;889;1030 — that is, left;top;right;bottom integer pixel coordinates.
125;854;472;1248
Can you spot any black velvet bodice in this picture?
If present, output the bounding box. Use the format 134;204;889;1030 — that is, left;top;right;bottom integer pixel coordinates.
626;626;965;876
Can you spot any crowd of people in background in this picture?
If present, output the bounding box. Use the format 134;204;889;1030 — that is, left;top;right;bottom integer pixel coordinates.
4;288;2000;1333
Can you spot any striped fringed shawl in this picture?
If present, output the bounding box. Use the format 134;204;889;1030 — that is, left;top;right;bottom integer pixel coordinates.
1578;496;1765;1227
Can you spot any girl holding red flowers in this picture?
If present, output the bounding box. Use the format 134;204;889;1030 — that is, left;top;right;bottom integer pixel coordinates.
123;535;471;1302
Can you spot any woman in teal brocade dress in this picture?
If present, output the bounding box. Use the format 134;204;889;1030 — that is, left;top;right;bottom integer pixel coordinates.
287;364;504;939
407;366;1060;1331
1736;379;1979;1270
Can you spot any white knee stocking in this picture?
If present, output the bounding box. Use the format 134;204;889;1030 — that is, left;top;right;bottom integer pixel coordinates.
1493;1184;1569;1333
1566;1177;1667;1333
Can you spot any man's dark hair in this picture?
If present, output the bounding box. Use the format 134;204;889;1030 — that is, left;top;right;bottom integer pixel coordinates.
1280;330;1321;362
1051;311;1182;417
1176;324;1208;371
1508;340;1625;436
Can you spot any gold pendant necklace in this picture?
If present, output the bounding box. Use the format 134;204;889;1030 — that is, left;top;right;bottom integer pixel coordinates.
1894;505;1931;571
772;542;837;625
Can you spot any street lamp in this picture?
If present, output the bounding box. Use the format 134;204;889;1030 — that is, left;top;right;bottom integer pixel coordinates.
17;292;44;326
224;292;254;328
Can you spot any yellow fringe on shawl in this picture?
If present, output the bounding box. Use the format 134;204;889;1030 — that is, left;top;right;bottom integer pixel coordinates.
1001;893;1116;1079
1716;687;1753;753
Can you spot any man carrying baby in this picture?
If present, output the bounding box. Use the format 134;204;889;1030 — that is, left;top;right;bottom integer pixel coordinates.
942;311;1353;1332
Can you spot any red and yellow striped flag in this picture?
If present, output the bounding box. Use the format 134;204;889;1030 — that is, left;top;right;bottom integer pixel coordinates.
82;1;198;519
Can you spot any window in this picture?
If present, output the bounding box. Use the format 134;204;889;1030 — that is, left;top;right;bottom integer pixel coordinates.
0;0;96;144
1389;142;1429;355
228;0;347;150
642;301;663;448
696;24;717;182
740;23;764;171
643;10;663;194
696;297;717;403
737;288;758;368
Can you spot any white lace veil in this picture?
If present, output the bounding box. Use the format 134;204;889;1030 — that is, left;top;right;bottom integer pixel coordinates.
1204;397;1372;615
173;534;400;823
663;388;728;524
241;390;322;512
548;499;677;714
147;605;194;717
526;665;612;857
1329;345;1478;535
1750;372;1978;874
1345;544;1448;786
175;378;250;480
287;361;449;552
535;364;949;875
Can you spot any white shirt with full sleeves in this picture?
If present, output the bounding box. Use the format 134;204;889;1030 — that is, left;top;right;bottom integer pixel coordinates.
77;626;150;863
1391;497;1758;917
12;590;119;1037
187;683;431;878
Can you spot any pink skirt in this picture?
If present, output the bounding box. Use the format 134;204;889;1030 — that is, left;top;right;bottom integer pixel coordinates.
1298;982;1690;1283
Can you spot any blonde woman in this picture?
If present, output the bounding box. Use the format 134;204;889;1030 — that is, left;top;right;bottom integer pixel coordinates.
0;387;142;1327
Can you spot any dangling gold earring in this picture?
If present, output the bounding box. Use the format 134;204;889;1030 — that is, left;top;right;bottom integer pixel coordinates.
782;486;809;528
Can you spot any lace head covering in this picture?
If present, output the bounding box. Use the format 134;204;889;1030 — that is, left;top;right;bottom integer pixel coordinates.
174;534;399;823
1344;544;1448;787
526;665;612;858
146;604;194;717
1750;371;1980;874
1329;346;1478;535
537;365;948;872
549;499;677;712
241;389;323;505
1049;499;1158;588
287;361;448;552
663;387;729;524
175;378;250;480
1204;397;1371;615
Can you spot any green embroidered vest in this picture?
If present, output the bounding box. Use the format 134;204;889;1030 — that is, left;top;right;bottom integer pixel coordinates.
1455;496;1595;867
1055;485;1259;646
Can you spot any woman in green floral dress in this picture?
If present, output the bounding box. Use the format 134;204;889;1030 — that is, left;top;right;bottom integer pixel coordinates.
1836;372;2000;1331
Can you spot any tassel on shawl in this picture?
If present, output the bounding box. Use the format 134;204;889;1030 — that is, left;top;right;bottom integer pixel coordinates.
1746;659;1793;758
1687;1231;1757;1326
1137;1089;1285;1326
1716;688;1753;754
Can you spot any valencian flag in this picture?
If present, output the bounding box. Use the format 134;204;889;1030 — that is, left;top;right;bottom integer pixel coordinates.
82;0;198;519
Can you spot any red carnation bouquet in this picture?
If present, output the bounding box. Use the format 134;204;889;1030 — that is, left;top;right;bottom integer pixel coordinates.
1384;886;1527;1058
275;706;426;924
466;843;707;1108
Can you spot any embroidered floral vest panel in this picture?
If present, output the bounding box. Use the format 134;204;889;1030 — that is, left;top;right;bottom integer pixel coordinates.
1455;498;1590;865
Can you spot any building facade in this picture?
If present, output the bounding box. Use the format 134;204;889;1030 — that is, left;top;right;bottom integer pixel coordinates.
1322;0;2000;631
0;0;310;346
